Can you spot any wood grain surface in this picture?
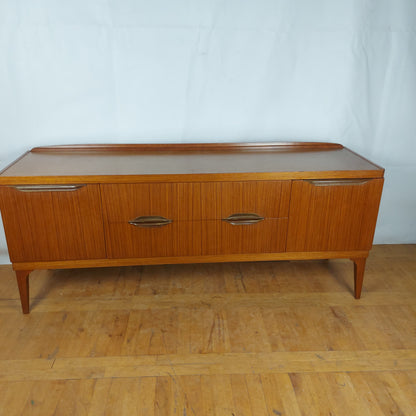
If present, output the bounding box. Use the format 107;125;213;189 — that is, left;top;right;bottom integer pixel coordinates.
0;244;415;415
29;141;344;152
101;181;292;258
0;143;384;184
200;180;291;219
0;142;385;315
287;178;384;252
11;249;370;271
0;185;106;262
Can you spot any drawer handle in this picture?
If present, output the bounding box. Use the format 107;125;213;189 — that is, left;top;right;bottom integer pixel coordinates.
306;179;369;187
222;213;265;225
128;215;173;228
12;184;86;192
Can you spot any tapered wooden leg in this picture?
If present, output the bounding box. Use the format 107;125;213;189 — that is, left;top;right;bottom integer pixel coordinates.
351;258;367;299
15;270;32;314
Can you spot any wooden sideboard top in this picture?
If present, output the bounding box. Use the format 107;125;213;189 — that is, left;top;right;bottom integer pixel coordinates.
0;142;384;184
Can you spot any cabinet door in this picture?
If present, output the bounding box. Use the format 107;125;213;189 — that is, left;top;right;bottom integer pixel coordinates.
201;181;291;254
0;184;106;262
101;183;202;258
287;178;384;252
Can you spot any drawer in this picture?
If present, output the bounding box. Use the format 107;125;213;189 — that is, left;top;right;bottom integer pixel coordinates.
101;183;202;222
202;218;288;255
102;183;202;258
102;181;290;223
101;180;291;259
105;220;201;258
201;181;291;219
200;181;290;255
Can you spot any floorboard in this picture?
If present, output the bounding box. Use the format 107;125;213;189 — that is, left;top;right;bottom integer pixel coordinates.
0;244;415;415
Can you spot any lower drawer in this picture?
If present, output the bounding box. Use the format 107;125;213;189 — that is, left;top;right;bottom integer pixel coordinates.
202;218;288;255
106;216;288;259
106;220;201;258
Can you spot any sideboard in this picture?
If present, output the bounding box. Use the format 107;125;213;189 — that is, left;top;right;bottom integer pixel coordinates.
0;142;384;313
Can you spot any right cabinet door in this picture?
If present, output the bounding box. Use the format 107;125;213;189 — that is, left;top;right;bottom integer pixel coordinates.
286;178;384;252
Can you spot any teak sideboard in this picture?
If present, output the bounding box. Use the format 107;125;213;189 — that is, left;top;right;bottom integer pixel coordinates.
0;142;384;313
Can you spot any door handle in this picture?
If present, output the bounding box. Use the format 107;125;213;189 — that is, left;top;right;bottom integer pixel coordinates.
306;179;369;187
12;184;86;192
128;215;173;228
222;213;265;225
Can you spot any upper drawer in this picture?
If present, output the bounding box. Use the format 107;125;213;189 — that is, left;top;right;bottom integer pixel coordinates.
200;181;291;220
101;183;202;222
102;181;291;223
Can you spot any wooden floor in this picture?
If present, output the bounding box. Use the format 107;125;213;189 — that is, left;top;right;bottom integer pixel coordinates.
0;245;415;415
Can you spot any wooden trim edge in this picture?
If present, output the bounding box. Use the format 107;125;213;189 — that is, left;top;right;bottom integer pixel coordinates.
0;170;384;185
12;251;369;271
31;141;344;153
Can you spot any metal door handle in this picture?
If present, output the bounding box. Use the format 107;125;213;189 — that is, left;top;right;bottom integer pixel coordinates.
222;213;265;225
306;179;369;187
128;215;173;228
12;184;86;192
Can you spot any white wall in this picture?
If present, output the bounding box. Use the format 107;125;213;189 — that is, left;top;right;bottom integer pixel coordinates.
0;1;415;263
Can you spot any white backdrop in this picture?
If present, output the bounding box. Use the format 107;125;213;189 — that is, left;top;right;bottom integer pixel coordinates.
0;1;415;263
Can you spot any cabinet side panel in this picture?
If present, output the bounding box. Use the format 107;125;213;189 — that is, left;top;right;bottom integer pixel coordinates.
286;178;384;252
0;185;106;262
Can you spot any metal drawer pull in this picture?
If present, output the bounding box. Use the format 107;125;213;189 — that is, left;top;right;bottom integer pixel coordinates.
12;184;86;192
307;179;369;187
128;215;173;228
222;213;265;225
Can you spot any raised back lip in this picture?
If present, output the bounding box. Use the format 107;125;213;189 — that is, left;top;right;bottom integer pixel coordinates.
30;141;344;153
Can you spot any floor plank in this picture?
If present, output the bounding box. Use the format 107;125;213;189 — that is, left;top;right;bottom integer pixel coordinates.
0;244;415;415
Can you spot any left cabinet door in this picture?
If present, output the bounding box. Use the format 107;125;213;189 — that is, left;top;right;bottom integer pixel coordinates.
0;184;106;262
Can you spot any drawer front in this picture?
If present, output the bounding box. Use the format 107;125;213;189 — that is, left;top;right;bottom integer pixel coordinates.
202;218;288;255
200;181;290;254
101;183;201;222
102;180;291;259
287;178;384;252
0;184;106;262
201;181;291;219
102;183;202;258
105;220;201;258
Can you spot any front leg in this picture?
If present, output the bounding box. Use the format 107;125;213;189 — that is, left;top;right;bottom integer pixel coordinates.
351;258;367;299
15;270;33;314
